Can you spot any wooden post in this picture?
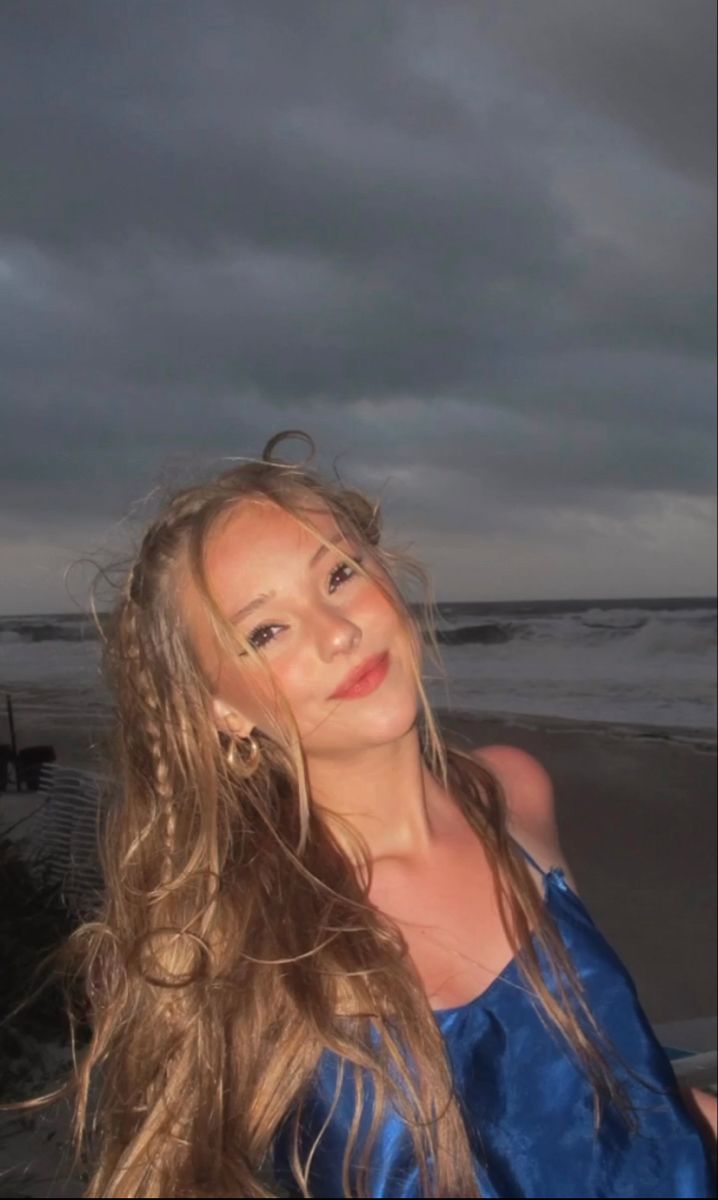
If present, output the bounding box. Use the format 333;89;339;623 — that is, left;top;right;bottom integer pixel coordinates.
5;692;17;761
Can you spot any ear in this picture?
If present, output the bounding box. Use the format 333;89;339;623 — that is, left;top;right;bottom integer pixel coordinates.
211;697;253;740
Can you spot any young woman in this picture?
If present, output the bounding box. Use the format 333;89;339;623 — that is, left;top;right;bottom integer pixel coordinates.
12;430;715;1197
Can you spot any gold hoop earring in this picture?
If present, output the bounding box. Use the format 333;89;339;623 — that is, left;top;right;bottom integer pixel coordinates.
241;734;261;770
225;733;260;773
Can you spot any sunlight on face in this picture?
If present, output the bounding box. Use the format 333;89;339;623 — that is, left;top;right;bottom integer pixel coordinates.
183;497;421;757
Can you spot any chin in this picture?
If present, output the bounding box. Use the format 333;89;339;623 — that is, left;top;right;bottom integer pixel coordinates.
306;684;420;754
361;687;421;742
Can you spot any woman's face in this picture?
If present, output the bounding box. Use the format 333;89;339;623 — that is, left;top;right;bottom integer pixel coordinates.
182;497;421;759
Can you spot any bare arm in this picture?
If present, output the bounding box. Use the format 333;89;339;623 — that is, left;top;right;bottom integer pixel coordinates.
472;746;717;1159
679;1085;717;1158
470;743;580;893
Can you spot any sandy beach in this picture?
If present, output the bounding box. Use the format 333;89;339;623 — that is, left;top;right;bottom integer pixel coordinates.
2;685;715;1027
438;709;716;1028
1;690;715;1196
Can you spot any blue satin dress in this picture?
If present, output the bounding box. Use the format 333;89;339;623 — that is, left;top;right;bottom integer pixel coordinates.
272;838;716;1197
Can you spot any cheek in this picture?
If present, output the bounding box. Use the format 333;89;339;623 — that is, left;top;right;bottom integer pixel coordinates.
356;586;419;678
250;651;319;720
373;591;414;654
216;655;277;722
357;574;402;626
275;651;329;710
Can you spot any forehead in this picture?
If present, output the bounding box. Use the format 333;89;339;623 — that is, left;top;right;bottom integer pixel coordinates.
202;497;342;607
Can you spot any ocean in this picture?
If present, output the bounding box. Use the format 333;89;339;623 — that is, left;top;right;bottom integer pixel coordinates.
0;596;716;743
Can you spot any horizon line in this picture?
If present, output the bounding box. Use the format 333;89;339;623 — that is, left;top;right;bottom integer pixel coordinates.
2;593;717;620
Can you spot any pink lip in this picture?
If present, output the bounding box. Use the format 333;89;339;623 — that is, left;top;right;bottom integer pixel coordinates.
329;651;390;700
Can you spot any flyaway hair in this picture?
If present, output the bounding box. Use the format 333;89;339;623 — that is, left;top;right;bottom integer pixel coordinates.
2;430;656;1198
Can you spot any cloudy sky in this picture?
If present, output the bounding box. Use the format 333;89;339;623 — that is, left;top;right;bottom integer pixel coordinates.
1;0;716;613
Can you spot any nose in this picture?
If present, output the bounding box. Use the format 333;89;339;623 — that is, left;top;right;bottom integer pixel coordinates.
314;605;361;660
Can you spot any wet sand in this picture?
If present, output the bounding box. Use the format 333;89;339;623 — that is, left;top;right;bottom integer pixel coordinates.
1;697;715;1196
2;689;715;1025
438;708;716;1027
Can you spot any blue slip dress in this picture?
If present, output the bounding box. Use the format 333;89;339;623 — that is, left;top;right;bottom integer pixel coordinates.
272;837;716;1197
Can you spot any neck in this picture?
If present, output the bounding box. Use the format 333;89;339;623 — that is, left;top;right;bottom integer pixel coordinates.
307;724;454;868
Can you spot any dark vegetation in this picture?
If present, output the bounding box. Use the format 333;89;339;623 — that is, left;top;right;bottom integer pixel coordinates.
0;833;90;1101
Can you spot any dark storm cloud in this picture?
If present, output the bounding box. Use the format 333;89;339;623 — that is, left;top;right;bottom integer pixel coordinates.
479;0;717;185
0;0;715;606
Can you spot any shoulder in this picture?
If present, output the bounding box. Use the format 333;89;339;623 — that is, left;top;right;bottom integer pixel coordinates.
468;743;579;890
469;743;556;832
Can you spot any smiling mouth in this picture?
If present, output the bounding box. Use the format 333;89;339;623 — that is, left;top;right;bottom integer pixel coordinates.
329;651;390;699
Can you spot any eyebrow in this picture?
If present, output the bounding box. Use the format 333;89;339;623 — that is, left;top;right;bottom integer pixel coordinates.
229;531;348;625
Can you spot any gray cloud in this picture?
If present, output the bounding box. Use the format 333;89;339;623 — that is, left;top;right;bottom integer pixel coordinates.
478;0;716;185
0;0;715;609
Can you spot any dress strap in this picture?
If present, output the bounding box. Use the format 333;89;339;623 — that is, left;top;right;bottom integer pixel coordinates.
508;833;549;878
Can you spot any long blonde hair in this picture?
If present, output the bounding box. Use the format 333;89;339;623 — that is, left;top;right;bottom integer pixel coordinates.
5;430;643;1197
